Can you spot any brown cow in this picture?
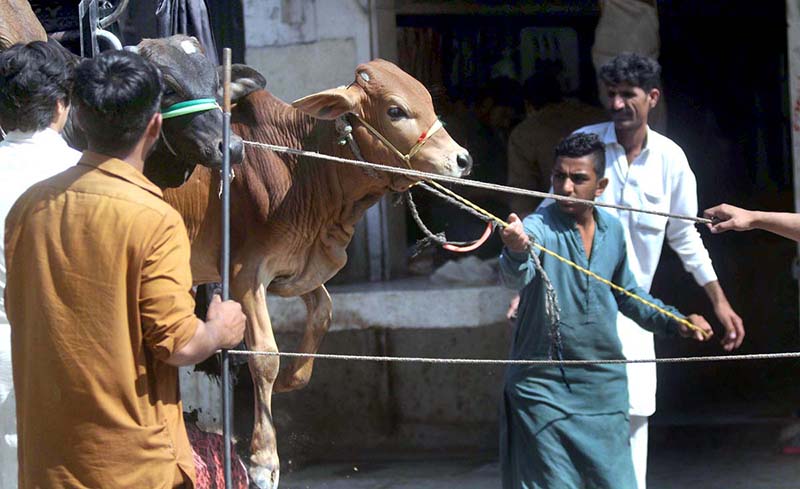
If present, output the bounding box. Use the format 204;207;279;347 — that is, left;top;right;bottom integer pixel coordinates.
164;60;472;488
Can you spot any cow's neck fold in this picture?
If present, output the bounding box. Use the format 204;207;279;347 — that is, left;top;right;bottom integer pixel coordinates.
317;120;391;227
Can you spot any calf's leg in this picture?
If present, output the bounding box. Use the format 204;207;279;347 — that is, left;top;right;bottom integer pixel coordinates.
233;260;281;489
274;284;332;392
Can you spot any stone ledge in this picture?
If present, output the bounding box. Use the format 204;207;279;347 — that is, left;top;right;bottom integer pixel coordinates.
267;278;517;332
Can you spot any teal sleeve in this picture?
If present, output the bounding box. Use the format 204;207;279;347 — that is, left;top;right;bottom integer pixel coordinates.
611;237;683;337
498;215;544;291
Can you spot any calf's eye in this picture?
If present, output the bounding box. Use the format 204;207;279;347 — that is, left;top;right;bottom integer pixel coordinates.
387;106;408;120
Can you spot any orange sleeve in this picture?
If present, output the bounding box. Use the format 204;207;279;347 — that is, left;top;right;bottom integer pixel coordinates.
139;210;198;360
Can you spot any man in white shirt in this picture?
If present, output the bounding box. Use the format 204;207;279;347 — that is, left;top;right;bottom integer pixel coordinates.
575;53;745;488
0;41;81;488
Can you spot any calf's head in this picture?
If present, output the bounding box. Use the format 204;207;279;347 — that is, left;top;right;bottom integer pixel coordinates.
292;59;472;188
138;35;244;188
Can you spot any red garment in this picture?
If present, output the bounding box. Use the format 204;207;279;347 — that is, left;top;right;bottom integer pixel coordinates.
187;422;249;489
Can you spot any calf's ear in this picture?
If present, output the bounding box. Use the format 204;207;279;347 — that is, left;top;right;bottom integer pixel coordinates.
218;64;267;102
291;85;363;120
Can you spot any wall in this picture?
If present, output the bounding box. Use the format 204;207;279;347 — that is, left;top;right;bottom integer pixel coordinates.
243;0;373;104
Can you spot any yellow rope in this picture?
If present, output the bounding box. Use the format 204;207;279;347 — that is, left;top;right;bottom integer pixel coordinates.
533;244;707;337
423;180;709;338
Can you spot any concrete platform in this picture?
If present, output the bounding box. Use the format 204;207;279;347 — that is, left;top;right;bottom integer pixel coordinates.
281;457;498;489
280;422;800;489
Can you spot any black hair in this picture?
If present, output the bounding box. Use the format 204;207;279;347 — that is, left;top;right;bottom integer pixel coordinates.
0;40;75;132
554;132;606;177
599;52;661;91
72;49;163;155
522;72;563;110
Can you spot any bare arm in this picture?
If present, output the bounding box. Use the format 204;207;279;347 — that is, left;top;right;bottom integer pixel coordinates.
704;204;800;242
702;279;744;351
163;295;246;367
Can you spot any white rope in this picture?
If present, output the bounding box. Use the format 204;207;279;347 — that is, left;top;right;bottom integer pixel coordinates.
159;126;178;156
226;349;800;365
242;140;713;225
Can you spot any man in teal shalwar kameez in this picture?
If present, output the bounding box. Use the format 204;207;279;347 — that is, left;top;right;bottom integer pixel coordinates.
498;133;712;489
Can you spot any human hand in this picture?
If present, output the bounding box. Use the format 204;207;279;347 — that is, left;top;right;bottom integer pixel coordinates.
678;314;714;342
206;294;246;349
713;301;744;351
703;204;757;234
501;213;530;253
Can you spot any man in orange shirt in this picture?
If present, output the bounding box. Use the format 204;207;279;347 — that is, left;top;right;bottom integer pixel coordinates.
4;49;245;488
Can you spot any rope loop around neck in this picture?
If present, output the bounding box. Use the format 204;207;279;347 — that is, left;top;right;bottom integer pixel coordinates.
350;114;443;168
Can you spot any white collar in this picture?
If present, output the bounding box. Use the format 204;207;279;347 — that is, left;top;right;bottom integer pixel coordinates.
4;127;65;145
602;123;656;153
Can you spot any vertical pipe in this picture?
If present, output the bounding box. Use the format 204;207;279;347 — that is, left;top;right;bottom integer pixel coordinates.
78;0;100;58
221;47;233;489
364;0;392;281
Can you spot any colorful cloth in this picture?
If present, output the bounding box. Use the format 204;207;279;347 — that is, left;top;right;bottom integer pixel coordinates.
187;422;248;489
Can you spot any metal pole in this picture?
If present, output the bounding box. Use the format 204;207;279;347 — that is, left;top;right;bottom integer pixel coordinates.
78;0;100;58
220;47;233;489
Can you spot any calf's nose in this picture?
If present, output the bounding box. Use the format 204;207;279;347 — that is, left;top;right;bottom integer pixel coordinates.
229;135;244;164
456;151;473;175
218;135;245;165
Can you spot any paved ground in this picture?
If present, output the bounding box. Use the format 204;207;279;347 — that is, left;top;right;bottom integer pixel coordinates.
279;422;800;489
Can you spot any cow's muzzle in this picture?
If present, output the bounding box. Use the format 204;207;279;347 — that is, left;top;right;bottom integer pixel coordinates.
223;134;244;165
456;151;473;176
207;133;244;167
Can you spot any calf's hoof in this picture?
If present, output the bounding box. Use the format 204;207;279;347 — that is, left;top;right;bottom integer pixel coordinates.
249;463;280;489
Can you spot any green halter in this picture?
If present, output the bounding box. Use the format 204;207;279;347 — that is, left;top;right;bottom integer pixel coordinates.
161;98;220;119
